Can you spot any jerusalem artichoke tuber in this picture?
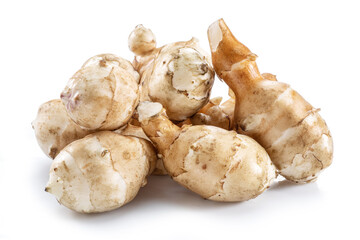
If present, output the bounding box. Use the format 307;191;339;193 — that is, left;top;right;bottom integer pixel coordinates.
45;131;157;213
208;19;333;183
129;25;215;121
137;101;276;201
61;54;139;131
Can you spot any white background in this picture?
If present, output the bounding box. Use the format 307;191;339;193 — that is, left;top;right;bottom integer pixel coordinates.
1;0;359;239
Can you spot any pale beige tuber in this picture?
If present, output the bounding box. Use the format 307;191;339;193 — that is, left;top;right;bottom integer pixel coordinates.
45;131;157;213
32;99;93;158
82;53;140;83
208;19;333;183
61;54;139;130
114;123;167;175
129;25;215;121
137;101;276;202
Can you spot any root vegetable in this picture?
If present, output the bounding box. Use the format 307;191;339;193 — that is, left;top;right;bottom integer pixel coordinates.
137;101;276;202
60;55;139;131
129;25;215;121
45;131;157;213
32;99;93;159
208;19;333;183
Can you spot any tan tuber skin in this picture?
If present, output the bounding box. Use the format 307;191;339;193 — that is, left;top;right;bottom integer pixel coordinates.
61;54;139;131
32;99;93;159
190;96;234;130
187;73;275;130
45;131;157;213
114;123;168;175
208;19;333;183
129;25;215;121
189;73;274;130
82;54;140;84
137;102;276;202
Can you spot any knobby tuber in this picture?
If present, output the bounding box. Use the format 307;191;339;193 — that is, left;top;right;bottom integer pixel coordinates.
45;131;156;213
61;54;139;131
137;101;276;201
129;25;215;121
208;19;333;183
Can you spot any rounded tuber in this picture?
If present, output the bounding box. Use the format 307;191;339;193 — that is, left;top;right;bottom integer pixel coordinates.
45;131;157;213
61;54;139;131
129;25;215;121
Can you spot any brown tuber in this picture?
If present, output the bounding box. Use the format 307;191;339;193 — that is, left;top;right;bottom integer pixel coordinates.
137;101;276;201
208;19;333;183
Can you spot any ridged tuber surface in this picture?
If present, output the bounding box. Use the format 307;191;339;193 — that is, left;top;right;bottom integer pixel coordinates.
45;131;157;213
190;96;234;130
82;54;140;83
61;54;139;131
32;99;93;159
129;25;215;121
208;19;333;183
114;123;166;175
137;102;276;202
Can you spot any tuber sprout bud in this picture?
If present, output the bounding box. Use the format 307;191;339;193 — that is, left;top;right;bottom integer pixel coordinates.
128;24;156;56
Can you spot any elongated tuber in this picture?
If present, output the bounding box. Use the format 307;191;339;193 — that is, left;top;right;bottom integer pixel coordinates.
208;19;333;183
61;54;139;130
137;101;276;201
32;99;93;159
129;25;215;121
45;131;157;213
